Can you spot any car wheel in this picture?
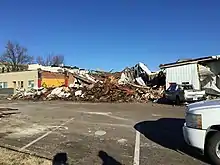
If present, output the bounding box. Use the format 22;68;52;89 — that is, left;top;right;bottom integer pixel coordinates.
206;132;220;165
175;96;180;105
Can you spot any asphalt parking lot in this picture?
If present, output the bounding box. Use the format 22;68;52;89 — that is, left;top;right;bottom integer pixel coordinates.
0;101;209;165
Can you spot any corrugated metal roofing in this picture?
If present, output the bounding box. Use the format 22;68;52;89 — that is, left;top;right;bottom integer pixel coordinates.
166;63;200;90
160;55;220;69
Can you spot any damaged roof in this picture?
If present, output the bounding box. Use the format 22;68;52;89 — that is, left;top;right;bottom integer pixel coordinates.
160;55;220;69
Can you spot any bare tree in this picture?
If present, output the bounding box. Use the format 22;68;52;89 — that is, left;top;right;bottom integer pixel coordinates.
36;56;45;65
36;54;64;66
52;55;64;66
0;41;33;71
45;54;53;66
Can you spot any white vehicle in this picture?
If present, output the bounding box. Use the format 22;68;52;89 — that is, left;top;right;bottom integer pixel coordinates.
183;99;220;164
165;83;206;104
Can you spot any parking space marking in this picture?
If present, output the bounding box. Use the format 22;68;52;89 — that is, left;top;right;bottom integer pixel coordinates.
108;114;131;121
79;111;112;115
80;111;132;121
19;117;74;151
133;130;140;165
72;120;132;128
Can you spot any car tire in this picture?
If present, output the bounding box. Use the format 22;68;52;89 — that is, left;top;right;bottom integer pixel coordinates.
206;132;220;165
175;96;180;105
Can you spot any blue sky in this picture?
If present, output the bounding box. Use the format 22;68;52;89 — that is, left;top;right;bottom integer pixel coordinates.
0;0;220;71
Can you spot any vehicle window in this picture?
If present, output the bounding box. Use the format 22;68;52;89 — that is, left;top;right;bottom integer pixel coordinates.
182;85;193;90
168;84;177;91
179;86;184;90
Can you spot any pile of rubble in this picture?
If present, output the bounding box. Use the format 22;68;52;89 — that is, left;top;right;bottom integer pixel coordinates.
0;108;20;118
10;81;164;103
9;63;165;103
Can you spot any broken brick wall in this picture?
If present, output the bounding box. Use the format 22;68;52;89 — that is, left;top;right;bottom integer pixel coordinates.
40;71;75;88
68;73;75;85
41;71;65;88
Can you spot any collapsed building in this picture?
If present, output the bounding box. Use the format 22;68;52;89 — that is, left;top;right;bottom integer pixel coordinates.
118;62;165;87
8;62;165;102
160;55;220;96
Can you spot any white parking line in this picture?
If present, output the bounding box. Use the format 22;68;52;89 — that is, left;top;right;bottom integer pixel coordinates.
19;117;74;151
72;120;132;128
133;130;140;165
80;111;132;121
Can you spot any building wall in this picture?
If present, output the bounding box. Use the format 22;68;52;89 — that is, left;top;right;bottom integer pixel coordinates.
0;70;75;93
41;71;65;88
165;63;200;90
0;71;38;91
41;71;75;88
68;73;75;85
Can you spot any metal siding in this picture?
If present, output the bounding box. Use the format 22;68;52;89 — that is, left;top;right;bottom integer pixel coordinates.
166;63;200;90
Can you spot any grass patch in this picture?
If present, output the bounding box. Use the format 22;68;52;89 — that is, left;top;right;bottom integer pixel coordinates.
0;147;51;165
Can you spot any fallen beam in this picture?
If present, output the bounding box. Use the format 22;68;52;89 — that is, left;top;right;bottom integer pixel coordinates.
0;108;18;112
1;111;21;115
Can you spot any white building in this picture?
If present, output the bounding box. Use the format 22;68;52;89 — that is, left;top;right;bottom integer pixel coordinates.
160;55;220;95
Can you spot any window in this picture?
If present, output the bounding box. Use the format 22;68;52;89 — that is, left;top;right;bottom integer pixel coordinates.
182;85;193;90
0;82;8;88
21;81;24;88
168;83;177;91
3;82;7;88
28;80;34;88
17;81;24;88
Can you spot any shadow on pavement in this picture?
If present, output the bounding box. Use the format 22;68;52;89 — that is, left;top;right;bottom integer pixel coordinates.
53;152;68;165
134;118;209;164
154;97;173;104
155;97;185;106
98;150;122;165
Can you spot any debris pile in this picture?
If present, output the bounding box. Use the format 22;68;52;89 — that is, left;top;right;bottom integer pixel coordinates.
9;62;165;103
0;108;20;118
118;62;165;87
77;79;164;102
9;82;164;103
